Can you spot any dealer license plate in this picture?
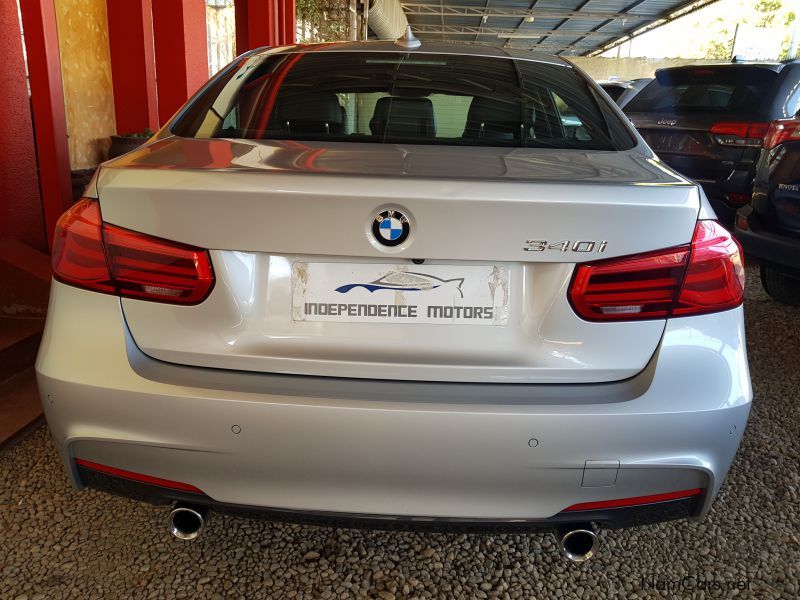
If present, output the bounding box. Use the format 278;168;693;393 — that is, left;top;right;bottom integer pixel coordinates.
292;262;510;326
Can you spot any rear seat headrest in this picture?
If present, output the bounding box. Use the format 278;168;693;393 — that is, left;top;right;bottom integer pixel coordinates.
271;92;345;134
464;96;525;140
370;97;437;138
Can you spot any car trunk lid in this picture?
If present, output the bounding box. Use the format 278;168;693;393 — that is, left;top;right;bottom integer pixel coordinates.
98;138;700;384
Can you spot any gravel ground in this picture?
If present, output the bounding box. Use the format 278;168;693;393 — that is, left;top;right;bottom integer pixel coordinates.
1;266;798;599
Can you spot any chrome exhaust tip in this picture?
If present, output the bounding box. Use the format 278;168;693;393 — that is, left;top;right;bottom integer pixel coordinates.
556;524;598;562
168;504;208;541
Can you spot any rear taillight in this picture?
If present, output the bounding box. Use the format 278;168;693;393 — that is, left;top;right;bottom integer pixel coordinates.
51;198;116;294
569;220;744;321
710;121;769;148
763;118;800;150
672;220;745;316
52;198;214;304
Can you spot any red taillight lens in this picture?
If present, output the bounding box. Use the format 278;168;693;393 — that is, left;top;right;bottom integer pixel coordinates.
569;220;744;321
763;118;800;150
710;122;749;138
52;199;115;293
673;220;745;316
710;121;768;147
103;226;215;304
52;198;214;304
569;247;689;320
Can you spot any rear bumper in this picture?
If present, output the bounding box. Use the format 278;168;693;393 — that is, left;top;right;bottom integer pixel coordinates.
76;463;703;532
735;205;800;272
37;282;752;527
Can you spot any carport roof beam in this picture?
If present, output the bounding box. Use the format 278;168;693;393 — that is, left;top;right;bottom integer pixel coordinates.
401;4;637;22
586;0;720;56
401;0;722;56
412;25;617;38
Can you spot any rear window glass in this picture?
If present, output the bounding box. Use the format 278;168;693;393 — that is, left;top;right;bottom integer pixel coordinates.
625;67;777;115
172;52;634;150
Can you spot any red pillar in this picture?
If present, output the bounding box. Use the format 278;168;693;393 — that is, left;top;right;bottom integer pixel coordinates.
106;0;159;135
234;0;250;55
246;0;278;49
235;0;295;52
0;0;45;250
19;0;73;249
281;0;296;45
152;0;208;125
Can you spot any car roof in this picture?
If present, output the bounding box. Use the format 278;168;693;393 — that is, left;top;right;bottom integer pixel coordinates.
252;40;572;68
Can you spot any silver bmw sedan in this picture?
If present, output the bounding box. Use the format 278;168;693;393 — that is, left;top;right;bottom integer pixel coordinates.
36;40;751;560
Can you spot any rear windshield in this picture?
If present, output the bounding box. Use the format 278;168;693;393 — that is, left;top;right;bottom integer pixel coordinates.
172;51;634;150
625;66;778;115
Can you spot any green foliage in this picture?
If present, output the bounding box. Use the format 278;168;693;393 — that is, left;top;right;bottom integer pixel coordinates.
296;0;353;42
121;128;154;139
754;0;782;27
705;38;734;59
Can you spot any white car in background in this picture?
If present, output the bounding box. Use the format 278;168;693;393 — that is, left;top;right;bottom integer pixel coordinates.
599;77;653;107
37;41;751;561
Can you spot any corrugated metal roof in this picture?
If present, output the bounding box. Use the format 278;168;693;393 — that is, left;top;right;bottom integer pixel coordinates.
399;0;718;56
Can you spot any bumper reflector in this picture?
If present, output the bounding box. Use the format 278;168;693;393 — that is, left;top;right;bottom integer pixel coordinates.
736;214;750;231
564;488;703;512
75;458;204;494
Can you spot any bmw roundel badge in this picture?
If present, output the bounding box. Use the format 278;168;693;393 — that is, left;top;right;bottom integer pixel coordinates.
372;209;410;247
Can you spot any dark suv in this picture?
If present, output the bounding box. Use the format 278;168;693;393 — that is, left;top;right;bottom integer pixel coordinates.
735;118;800;305
625;62;800;227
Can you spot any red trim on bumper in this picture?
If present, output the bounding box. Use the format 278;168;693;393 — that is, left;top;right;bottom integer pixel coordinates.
74;458;203;494
564;488;703;512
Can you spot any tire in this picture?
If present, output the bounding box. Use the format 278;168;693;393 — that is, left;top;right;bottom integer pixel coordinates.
760;265;800;306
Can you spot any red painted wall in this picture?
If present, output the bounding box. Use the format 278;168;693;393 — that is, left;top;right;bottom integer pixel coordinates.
280;0;295;45
106;0;159;134
234;0;249;55
235;0;296;52
20;0;74;249
152;0;208;125
0;0;46;250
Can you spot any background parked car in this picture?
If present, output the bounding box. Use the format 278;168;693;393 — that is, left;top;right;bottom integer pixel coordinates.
735;117;800;305
598;80;630;103
597;78;651;108
624;61;800;227
615;78;652;108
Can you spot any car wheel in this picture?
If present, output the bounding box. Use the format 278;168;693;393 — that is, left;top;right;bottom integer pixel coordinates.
760;265;800;306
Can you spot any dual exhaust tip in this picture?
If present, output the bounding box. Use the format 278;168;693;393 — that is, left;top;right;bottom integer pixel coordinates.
168;504;208;541
557;524;598;562
167;504;598;561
